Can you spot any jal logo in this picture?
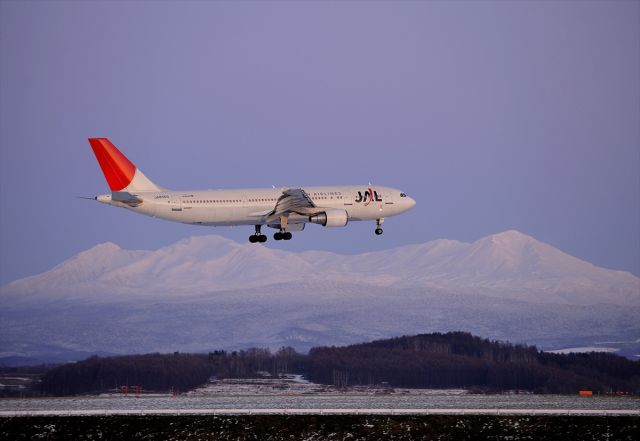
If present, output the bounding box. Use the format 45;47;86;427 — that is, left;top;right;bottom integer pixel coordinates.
355;188;382;205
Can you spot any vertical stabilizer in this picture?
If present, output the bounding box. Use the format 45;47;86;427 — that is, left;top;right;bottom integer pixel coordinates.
89;138;162;192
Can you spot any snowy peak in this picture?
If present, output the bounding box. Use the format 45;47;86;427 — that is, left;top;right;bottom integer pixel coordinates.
485;229;535;242
462;230;559;275
433;230;600;279
2;242;150;296
70;242;123;264
412;230;639;304
85;241;121;252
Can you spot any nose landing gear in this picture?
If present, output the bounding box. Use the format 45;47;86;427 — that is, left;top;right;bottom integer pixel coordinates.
375;218;384;236
249;225;267;243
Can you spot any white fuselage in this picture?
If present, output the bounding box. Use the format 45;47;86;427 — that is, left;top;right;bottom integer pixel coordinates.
88;138;416;240
96;185;415;228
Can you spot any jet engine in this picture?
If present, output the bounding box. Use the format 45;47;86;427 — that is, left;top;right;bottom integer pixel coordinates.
309;208;349;227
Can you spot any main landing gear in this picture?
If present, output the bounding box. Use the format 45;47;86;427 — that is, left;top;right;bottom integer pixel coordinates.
273;215;292;241
274;231;292;241
375;218;384;236
249;225;267;243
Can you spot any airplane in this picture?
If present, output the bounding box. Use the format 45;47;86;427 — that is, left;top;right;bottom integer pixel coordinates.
89;138;416;243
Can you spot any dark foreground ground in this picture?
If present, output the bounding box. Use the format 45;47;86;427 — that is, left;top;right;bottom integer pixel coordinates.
1;415;639;441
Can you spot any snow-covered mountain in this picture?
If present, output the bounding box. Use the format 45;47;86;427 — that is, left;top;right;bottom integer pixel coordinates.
3;230;638;305
1;230;638;364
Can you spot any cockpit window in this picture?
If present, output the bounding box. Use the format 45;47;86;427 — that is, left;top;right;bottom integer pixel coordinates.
400;193;407;197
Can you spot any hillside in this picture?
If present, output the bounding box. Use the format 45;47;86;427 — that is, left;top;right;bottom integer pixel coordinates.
2;230;638;363
38;332;640;396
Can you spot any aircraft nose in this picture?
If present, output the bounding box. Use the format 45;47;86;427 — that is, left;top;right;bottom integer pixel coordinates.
406;196;416;209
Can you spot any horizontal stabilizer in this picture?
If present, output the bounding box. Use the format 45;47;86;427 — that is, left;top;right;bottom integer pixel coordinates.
111;191;143;206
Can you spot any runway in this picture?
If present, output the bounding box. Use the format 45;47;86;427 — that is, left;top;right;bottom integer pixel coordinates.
2;408;639;417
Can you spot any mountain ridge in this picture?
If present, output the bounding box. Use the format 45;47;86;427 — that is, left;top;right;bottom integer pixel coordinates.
3;230;637;306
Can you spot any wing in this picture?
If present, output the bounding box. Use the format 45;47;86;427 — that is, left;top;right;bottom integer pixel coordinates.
264;188;318;223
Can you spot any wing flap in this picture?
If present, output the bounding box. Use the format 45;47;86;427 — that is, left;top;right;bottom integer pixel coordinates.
248;209;273;217
265;188;317;222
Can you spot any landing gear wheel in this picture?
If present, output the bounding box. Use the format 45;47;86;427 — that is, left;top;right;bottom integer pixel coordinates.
274;232;283;241
250;225;267;243
375;228;383;235
283;232;293;240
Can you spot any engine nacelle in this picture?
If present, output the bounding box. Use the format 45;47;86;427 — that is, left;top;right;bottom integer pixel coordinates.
309;208;349;227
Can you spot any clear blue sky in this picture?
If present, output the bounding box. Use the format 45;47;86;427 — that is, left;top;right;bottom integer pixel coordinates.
1;1;638;284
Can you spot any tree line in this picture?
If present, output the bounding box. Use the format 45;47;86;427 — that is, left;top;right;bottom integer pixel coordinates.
38;332;640;396
39;347;303;396
304;332;640;394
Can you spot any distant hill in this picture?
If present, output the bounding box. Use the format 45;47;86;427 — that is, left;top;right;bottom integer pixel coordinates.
2;230;639;363
38;332;640;396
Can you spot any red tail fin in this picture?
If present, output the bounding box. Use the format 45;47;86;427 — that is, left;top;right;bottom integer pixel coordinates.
89;138;136;191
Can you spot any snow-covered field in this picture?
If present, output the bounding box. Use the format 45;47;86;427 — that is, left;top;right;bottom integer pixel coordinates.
185;375;468;397
3;375;639;415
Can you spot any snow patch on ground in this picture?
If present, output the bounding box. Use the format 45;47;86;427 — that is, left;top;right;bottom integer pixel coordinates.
547;347;619;354
186;374;468;397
